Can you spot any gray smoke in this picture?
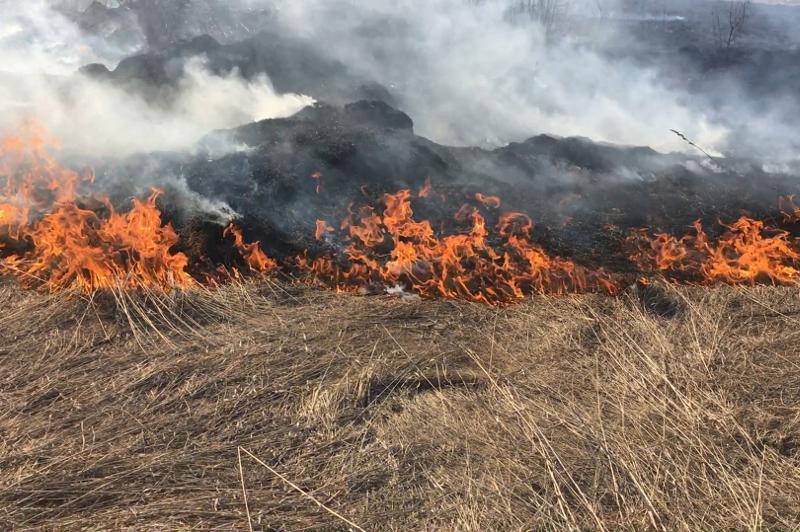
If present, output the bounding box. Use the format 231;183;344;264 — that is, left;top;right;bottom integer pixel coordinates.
3;0;800;167
265;0;728;153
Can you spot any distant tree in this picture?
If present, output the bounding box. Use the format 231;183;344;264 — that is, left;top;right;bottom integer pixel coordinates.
712;0;751;49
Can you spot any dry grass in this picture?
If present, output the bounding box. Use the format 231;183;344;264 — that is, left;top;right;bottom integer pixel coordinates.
0;280;799;530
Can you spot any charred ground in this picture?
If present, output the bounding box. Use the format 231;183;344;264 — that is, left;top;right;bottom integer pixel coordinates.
89;98;800;277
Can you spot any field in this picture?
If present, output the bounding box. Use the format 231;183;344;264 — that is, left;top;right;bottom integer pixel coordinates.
1;282;799;530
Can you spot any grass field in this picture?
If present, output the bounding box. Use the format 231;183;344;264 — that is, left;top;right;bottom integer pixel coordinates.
1;281;799;530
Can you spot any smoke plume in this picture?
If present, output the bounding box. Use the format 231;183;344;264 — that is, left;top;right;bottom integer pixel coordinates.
267;0;729;153
3;0;800;165
0;0;312;157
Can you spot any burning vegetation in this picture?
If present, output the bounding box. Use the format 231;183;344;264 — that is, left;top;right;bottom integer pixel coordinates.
0;129;193;292
3;128;800;304
298;189;616;304
5;3;800;529
627;215;800;286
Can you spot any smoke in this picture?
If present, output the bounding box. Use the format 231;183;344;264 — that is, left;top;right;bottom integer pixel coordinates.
2;0;798;165
1;59;313;157
265;0;728;154
0;0;313;157
255;0;800;164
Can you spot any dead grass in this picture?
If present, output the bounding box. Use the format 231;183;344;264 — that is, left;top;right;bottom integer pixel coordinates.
0;280;799;530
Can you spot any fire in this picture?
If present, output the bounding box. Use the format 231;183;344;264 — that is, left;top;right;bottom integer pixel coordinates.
0;127;92;236
310;171;323;194
418;177;432;198
628;216;800;285
315;220;334;241
224;224;278;274
15;191;193;292
0;126;619;303
296;189;617;304
475;193;501;209
10;124;800;305
0;128;193;292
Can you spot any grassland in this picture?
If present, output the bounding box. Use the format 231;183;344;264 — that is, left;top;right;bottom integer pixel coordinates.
1;281;799;530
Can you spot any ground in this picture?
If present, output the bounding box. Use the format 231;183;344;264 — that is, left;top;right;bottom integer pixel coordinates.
1;281;799;530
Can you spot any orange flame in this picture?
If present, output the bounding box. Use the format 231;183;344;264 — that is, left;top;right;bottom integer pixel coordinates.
0;129;192;292
310;171;323;194
475;193;501;209
418;177;432;198
628;216;800;285
315;220;334;241
15;125;800;305
297;189;617;304
224;224;278;274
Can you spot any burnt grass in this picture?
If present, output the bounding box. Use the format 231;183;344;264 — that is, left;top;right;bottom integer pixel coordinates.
95;98;800;279
0;280;799;530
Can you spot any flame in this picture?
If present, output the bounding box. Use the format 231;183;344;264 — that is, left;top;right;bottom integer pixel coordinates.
1;127;618;303
418;177;432;198
13;124;800;305
315;220;335;241
0;127;93;237
475;193;501;209
224;224;278;274
0;129;192;292
310;171;323;194
628;216;800;285
296;189;617;304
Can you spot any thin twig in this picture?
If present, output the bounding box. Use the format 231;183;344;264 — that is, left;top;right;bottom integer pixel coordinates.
670;129;717;161
238;446;366;532
238;446;254;532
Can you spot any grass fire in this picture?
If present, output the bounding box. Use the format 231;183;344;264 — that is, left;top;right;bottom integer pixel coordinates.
0;129;193;292
2;1;800;530
4;130;800;304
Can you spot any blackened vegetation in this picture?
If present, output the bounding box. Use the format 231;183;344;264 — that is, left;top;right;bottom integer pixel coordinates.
628;280;685;319
142;99;800;278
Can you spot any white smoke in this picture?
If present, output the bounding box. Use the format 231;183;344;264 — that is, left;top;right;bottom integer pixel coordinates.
4;0;798;164
0;0;135;75
0;0;313;156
